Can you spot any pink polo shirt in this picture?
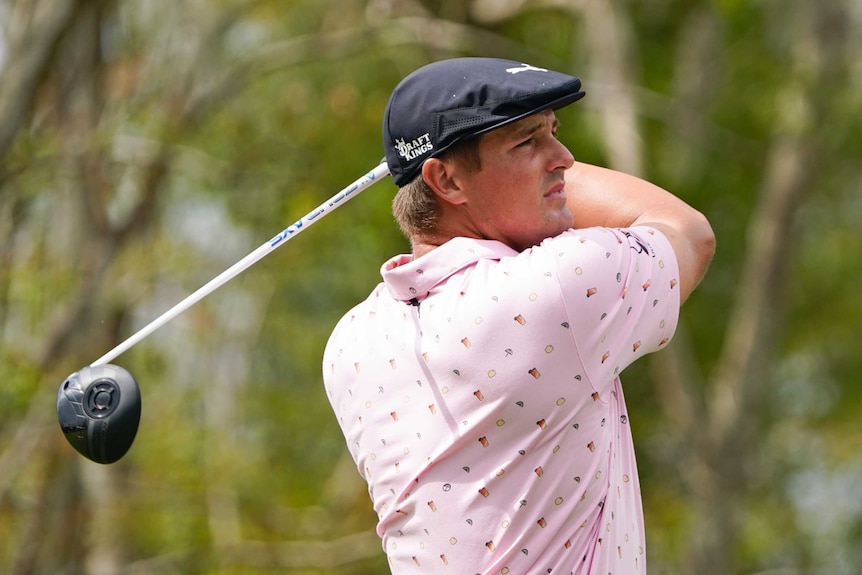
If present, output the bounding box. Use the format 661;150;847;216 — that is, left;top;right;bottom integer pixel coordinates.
323;226;680;575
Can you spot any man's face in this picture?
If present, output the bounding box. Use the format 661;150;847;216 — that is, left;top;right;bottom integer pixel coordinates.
452;110;575;251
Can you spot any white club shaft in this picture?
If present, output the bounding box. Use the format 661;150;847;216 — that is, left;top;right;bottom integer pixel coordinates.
91;161;391;367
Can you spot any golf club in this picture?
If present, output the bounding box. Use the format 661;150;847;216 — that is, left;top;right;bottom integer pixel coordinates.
57;160;391;463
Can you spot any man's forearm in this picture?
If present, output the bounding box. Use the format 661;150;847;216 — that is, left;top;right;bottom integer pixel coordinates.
565;161;716;302
565;162;690;229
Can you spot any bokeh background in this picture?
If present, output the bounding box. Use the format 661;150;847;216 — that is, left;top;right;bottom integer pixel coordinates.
1;1;860;574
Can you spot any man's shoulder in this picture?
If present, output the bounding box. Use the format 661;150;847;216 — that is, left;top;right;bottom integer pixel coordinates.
327;283;387;330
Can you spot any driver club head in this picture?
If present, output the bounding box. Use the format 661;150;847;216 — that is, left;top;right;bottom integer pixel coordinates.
57;364;142;464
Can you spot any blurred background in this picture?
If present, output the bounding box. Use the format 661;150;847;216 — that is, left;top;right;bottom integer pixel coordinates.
1;1;860;574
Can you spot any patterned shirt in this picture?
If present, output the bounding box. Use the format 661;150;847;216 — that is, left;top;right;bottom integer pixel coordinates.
323;226;680;574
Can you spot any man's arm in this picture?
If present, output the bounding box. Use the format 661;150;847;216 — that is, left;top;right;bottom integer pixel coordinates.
565;161;716;303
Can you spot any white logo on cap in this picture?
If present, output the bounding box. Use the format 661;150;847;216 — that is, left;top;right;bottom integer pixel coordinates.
506;63;548;75
395;134;434;161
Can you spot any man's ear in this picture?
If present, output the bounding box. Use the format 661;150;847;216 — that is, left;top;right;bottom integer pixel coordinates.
422;158;467;205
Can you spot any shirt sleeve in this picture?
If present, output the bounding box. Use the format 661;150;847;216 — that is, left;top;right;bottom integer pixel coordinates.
546;226;681;393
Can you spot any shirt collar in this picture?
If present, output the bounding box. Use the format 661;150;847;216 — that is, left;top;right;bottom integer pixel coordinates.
381;237;518;302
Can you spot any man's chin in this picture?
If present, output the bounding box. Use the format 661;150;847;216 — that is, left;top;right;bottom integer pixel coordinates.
554;210;576;234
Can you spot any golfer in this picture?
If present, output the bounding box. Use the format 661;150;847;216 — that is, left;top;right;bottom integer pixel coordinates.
323;57;715;574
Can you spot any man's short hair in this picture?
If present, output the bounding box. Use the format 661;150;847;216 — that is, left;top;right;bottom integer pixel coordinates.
393;137;481;240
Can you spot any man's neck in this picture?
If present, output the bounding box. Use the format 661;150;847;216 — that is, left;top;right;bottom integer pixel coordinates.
411;241;440;259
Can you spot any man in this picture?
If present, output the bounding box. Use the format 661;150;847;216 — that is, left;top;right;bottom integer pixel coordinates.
323;57;715;574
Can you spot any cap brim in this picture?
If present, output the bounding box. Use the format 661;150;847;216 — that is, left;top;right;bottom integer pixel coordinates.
431;90;586;159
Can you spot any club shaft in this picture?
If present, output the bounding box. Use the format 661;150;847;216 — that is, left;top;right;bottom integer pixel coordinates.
91;162;391;367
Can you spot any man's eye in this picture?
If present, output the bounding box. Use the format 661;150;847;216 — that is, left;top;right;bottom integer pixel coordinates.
516;138;533;148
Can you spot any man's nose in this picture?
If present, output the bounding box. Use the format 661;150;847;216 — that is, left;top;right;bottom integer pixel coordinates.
550;138;575;171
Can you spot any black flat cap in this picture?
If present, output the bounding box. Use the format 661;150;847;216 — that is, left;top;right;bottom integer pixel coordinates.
383;57;585;187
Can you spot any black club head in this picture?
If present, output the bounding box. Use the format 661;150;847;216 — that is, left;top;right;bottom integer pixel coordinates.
57;364;141;464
